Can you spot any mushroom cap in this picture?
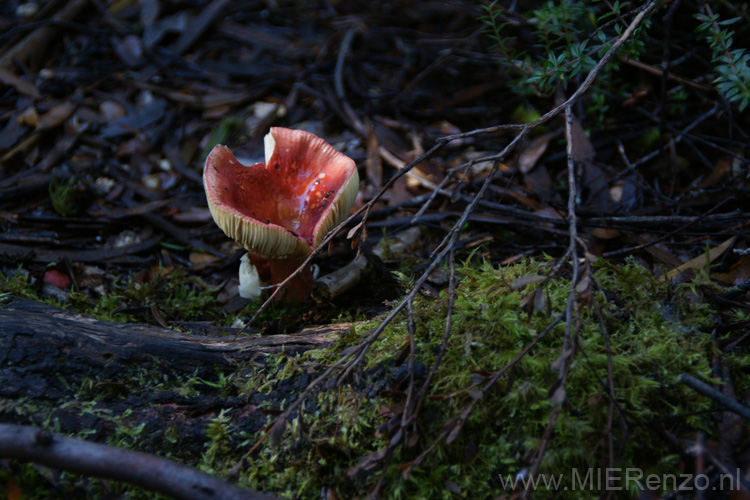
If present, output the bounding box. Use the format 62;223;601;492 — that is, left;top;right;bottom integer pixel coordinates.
203;127;359;259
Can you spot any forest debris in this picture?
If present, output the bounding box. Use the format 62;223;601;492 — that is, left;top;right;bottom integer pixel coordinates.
36;101;77;130
518;132;556;174
313;226;422;301
0;235;162;263
0;423;278;500
662;236;736;282
170;0;231;55
0;0;90;69
100;97;167;138
698;157;731;189
0;67;41;100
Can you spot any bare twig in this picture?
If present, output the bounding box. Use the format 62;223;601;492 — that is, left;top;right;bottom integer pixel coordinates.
602;196;733;258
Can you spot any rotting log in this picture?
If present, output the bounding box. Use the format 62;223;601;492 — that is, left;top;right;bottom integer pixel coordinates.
0;295;352;496
0;296;349;377
0;294;350;404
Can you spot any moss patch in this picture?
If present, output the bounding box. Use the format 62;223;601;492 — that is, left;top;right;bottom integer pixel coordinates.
2;258;741;499
236;258;725;498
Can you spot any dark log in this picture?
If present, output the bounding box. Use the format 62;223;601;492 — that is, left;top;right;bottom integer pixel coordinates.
0;296;352;497
0;296;349;387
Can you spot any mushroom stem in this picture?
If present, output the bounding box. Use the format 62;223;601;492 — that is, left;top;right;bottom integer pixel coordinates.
249;253;313;302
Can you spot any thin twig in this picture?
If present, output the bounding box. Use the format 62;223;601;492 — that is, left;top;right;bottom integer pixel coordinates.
680;373;750;419
602;196;733;258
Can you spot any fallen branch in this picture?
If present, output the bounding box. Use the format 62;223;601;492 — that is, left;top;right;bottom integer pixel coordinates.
0;423;277;500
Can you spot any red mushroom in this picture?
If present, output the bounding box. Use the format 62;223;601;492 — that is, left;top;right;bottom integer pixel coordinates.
203;127;359;301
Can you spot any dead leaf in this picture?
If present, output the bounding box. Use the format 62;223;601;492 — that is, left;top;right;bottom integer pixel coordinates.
518;132;555;174
662;237;736;282
143;11;188;48
0;113;29;149
268;418;287;446
16;106;39;127
99;100;126;121
550;385;566;405
101;98;167;138
591;227;621;239
729;255;750;286
570;115;595;163
0;66;41;99
171;0;231;55
349;448;389;477
511;274;545;290
698;157;731;189
37;101;77;130
534;287;546;313
347;221;363;240
524;163;553;201
112;34;144;66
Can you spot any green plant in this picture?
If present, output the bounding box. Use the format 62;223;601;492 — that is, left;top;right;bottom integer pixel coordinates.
695;6;750;111
49;175;81;217
480;1;650;96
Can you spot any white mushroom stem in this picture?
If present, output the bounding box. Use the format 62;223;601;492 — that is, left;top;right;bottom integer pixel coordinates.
238;253;265;299
313;226;423;301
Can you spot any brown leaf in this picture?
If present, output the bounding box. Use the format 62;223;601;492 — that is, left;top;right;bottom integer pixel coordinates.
268;418;287;447
37;101;77;130
523;163;553;201
171;0;231;55
16;106;39;127
662;237;736;282
511;274;545;290
350;448;389;476
698;157;731;189
591;227;621;239
570;115;595;163
0;67;41;100
518;132;555;174
729;255;750;286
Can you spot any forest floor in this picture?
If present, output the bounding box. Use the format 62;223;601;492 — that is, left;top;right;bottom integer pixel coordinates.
1;1;749;499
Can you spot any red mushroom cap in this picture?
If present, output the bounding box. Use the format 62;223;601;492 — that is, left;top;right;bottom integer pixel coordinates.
203;127;359;259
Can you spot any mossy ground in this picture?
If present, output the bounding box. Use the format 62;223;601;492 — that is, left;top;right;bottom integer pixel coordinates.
1;257;745;499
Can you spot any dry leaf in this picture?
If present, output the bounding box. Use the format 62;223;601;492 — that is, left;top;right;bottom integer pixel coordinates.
518;132;555;173
698;157;731;189
591;227;621;239
511;274;545;290
0;66;41;100
662;237;736;282
37;101;77;130
728;255;750;286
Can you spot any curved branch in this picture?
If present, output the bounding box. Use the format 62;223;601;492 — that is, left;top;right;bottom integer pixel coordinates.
0;423;277;500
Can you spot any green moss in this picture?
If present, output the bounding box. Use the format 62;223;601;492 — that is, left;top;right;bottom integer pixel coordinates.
221;258;725;499
2;258;736;499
